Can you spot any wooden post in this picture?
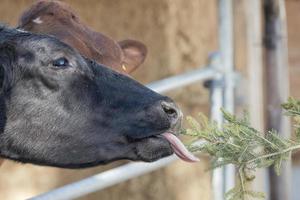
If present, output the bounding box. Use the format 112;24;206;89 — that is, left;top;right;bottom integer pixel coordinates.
263;0;291;200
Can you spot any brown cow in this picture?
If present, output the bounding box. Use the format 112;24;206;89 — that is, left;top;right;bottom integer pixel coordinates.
18;0;147;74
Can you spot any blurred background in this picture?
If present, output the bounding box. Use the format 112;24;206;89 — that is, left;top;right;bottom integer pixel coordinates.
0;0;299;200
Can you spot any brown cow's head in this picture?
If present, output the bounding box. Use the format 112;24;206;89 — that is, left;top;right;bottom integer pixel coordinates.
0;26;198;168
18;0;147;74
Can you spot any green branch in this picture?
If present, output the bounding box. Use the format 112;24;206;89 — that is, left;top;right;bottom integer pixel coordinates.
246;144;300;164
183;97;300;200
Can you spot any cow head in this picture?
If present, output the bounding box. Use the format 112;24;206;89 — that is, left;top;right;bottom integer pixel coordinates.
18;0;147;74
0;26;198;168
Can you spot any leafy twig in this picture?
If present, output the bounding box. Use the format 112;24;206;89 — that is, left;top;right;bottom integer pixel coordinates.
183;97;300;200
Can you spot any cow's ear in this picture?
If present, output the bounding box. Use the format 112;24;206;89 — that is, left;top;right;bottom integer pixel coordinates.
18;0;46;27
118;39;147;73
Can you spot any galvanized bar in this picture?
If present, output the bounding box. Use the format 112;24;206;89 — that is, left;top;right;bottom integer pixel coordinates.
29;156;178;200
218;0;236;194
147;67;216;93
208;53;225;200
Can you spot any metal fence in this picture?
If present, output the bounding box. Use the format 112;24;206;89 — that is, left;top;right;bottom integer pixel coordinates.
29;0;235;200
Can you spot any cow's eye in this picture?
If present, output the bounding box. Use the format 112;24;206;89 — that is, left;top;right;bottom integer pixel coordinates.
52;57;69;68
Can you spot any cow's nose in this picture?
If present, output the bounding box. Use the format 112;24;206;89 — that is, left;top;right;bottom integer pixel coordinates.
161;101;182;128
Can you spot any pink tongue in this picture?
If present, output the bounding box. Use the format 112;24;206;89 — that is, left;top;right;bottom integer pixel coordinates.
162;133;199;162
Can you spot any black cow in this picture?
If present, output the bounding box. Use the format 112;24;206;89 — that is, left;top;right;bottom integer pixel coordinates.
0;26;198;168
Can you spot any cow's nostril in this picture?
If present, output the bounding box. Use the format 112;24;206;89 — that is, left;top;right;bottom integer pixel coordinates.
162;104;177;118
161;101;181;126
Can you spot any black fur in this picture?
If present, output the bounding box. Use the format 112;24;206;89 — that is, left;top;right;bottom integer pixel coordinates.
0;25;178;168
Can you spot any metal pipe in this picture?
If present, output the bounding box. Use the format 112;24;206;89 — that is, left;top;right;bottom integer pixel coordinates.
147;67;216;93
218;0;236;194
208;53;225;200
30;138;208;200
218;0;234;112
29;156;178;200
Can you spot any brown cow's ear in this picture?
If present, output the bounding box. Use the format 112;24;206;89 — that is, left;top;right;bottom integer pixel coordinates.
118;39;147;73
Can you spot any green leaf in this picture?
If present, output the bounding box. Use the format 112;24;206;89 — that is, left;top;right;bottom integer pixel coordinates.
244;190;265;199
274;157;283;176
296;128;300;142
184;128;199;136
186;116;201;131
225;186;241;200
